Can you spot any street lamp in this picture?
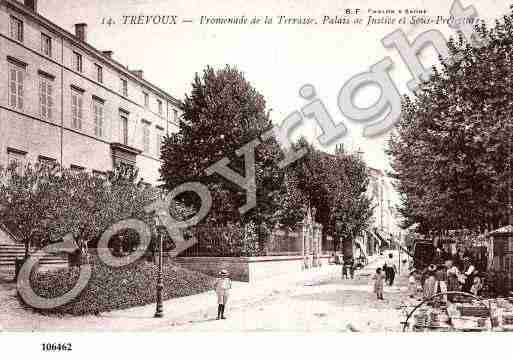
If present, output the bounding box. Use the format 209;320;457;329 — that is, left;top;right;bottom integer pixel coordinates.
154;215;164;318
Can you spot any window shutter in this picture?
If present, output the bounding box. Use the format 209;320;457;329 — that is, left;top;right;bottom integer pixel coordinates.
17;70;23;109
48;83;53;119
78;97;83;129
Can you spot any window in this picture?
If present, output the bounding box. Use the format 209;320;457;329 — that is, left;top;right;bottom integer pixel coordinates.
39;76;53;120
95;64;103;83
120;111;129;145
173;108;178;122
92;170;107;180
144;92;149;107
10;16;23;42
142;121;150;152
38;155;56;168
7;149;26;176
73;52;83;72
71;90;83;129
157;99;163;115
41;33;52;57
70;164;85;174
121;79;128;97
156;128;164;156
93;99;104;137
8;63;24;110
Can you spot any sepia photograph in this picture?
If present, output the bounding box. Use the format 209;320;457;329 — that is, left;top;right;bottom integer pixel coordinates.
0;0;512;356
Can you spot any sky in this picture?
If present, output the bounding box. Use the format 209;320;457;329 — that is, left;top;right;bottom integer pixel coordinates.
36;0;510;205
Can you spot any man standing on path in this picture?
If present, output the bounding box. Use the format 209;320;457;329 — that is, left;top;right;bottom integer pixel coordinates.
385;253;397;286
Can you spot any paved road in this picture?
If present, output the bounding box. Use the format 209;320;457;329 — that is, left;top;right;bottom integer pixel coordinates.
0;251;411;332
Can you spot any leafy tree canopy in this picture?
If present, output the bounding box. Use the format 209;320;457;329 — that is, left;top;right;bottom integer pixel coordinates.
388;11;513;234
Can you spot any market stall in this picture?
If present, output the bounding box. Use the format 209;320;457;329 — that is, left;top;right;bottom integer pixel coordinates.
488;225;513;294
402;291;513;332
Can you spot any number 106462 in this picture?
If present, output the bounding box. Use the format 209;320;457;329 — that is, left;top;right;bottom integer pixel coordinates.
41;343;72;351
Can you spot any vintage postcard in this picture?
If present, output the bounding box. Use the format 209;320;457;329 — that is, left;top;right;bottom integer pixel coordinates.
0;0;512;355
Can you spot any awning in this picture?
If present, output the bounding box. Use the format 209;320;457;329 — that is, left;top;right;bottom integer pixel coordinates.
489;225;513;236
366;230;382;246
354;238;367;257
374;229;391;246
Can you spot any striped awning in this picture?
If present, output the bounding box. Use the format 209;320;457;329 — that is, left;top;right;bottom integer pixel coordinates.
366;230;381;246
373;229;391;245
354;238;367;257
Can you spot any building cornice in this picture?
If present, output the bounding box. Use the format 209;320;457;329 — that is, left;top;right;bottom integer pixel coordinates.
4;0;182;108
110;142;142;156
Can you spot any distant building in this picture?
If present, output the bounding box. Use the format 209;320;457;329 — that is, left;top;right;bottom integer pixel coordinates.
362;167;403;252
0;0;182;184
367;167;402;234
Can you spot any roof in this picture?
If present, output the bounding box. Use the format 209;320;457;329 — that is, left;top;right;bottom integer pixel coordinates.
489;225;513;236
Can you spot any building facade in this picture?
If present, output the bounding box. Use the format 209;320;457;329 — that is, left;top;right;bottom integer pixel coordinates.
365;167;404;249
367;168;396;234
0;0;182;184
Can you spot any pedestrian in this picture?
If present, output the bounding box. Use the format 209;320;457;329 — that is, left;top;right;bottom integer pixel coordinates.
383;262;390;284
214;269;232;320
348;258;355;279
462;259;476;293
423;264;447;303
373;267;385;300
470;276;482;296
423;265;437;300
342;262;348;279
447;265;460;301
408;270;418;298
386;253;397;286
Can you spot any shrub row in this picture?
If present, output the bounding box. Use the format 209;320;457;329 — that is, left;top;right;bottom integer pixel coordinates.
23;255;215;315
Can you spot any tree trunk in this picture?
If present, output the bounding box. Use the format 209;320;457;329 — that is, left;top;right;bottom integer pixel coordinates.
24;237;30;259
342;236;353;260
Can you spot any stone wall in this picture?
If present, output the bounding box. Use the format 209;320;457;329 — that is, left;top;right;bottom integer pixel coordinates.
173;255;331;282
173;257;249;281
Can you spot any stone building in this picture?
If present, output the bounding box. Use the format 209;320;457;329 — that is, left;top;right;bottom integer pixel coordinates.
0;0;182;184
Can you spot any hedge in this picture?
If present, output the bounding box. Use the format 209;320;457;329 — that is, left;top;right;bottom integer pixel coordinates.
22;255;215;315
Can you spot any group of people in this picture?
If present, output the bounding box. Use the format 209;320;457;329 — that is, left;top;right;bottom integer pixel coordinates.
373;253;398;300
407;255;483;303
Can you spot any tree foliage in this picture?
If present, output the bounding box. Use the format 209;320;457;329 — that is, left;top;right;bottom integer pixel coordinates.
278;138;373;251
388;11;513;234
0;162;172;259
160;65;284;227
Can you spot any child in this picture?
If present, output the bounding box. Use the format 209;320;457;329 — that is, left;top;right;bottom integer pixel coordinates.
408;270;417;298
349;260;356;280
374;267;385;300
470;275;482;296
214;269;232;320
342;263;348;279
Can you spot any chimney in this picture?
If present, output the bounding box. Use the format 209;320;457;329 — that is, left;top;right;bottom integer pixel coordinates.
74;23;87;42
24;0;38;12
102;50;113;58
130;70;144;79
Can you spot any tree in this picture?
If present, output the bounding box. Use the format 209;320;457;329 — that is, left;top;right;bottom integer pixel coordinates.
387;11;513;234
160;65;285;229
0;162;61;258
278;138;373;254
0;162;174;262
327;146;374;255
276;138;325;228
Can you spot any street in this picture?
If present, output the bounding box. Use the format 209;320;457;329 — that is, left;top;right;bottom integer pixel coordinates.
0;252;412;332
